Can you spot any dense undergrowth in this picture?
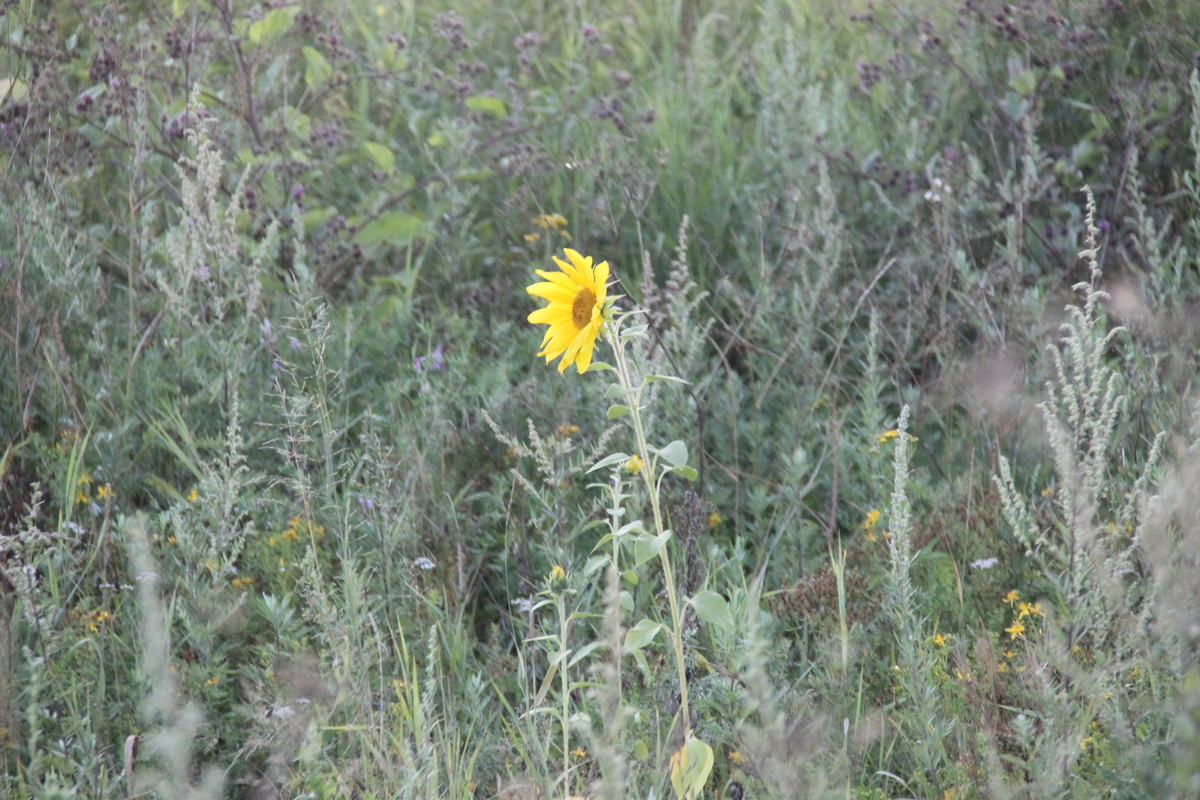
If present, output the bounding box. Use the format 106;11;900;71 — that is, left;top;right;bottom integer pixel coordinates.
2;0;1200;797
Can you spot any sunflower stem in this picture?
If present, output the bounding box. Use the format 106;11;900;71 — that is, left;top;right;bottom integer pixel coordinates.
605;323;691;735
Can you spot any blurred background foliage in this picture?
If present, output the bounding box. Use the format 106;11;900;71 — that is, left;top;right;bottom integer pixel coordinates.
2;0;1199;796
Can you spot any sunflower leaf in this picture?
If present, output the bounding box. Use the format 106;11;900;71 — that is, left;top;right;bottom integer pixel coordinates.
689;590;735;631
656;440;688;469
633;530;671;566
587;452;630;474
670;465;698;481
645;373;690;385
624;619;663;651
607;404;631;420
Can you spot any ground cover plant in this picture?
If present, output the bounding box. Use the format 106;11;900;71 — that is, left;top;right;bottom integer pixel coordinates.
2;0;1200;797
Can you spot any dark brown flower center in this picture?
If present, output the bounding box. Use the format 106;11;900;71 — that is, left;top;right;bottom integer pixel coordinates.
571;288;596;329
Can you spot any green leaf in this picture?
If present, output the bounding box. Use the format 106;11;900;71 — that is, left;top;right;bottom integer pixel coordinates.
689;590;735;631
248;6;299;47
568;641;601;667
302;206;338;229
464;95;508;120
171;0;188;17
645;373;690;385
587;452;631;474
657;440;688;469
670;465;699;482
302;46;333;88
604;383;635;399
361;141;395;173
1009;68;1037;97
607;404;631;420
354;212;425;247
0;77;28;104
624;619;663;651
633;530;671;567
614;520;645;537
585;361;616;372
670;735;715;800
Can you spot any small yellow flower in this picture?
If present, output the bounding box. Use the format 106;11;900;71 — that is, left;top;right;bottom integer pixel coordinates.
527;249;611;374
555;423;581;439
997;661;1009;674
1079;735;1094;749
231;575;254;589
205;676;220;687
571;746;588;759
75;489;89;504
533;213;568;231
1002;589;1020;605
95;483;113;500
282;527;300;542
1017;601;1043;619
186;488;200;502
728;749;746;765
548;564;568;592
1003;650;1016;659
932;633;948;648
167;535;177;545
1005;620;1026;640
861;509;881;531
876;429;899;444
524;232;541;243
624;454;644;475
707;511;723;530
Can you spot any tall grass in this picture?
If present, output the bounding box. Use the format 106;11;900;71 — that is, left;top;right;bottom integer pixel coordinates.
2;0;1199;797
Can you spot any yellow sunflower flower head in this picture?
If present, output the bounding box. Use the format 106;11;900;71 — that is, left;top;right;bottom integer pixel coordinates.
527;248;612;374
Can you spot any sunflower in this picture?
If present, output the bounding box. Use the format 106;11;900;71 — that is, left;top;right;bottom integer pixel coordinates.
526;248;611;373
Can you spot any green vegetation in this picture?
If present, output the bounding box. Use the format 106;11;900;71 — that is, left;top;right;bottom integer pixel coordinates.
3;0;1200;797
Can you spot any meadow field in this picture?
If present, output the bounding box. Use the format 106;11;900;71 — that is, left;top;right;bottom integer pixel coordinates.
3;0;1200;797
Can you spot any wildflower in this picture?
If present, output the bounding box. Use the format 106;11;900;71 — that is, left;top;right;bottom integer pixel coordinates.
511;596;535;614
414;344;445;373
547;564;567;592
969;557;998;570
524;232;541;243
728;749;746;765
413;556;436;570
707;511;723;530
877;429;899;444
554;423;581;439
571;746;588;759
526;248;611;373
1017;601;1043;619
186;488;200;502
1002;589;1020;605
861;509;881;531
95;483;113;501
533;213;568;231
358;496;375;510
932;633;948;648
997;661;1009;674
1005;620;1026;640
624;454;644;474
231;575;253;589
205;676;220;687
